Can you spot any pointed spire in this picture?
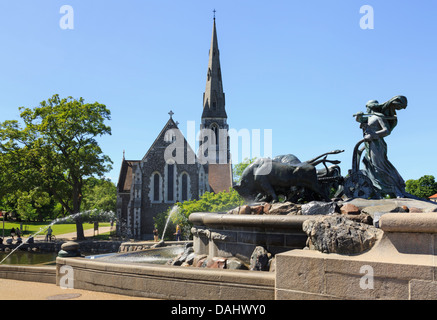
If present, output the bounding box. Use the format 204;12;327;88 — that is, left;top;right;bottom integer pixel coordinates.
202;16;227;119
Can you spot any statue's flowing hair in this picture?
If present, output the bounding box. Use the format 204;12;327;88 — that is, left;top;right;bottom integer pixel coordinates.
379;95;407;132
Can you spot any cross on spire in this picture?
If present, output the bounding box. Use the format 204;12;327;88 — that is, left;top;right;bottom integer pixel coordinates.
168;110;174;119
213;9;216;20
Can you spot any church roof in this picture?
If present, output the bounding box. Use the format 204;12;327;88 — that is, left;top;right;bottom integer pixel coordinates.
117;159;140;193
141;116;197;164
117;112;200;194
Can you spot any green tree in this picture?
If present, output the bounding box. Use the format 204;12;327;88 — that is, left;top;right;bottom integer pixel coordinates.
233;157;256;183
81;177;117;220
15;188;52;222
0;94;112;239
406;175;437;199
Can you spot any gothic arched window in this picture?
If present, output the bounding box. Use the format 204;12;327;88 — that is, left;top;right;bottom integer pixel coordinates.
211;123;219;146
153;173;160;202
181;173;188;201
167;164;174;202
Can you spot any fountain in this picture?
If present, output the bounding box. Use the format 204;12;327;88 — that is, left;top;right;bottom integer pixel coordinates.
0;209;116;265
161;205;180;241
5;95;437;299
90;205;189;264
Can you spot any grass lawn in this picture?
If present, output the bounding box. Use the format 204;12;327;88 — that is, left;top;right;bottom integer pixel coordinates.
0;219;110;237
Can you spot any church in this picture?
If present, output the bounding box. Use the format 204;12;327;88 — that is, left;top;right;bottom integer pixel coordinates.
116;17;233;240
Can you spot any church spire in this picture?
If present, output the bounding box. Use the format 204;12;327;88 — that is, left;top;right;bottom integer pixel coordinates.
202;16;227;119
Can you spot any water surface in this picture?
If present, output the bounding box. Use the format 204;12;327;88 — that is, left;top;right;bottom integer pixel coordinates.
0;251;58;265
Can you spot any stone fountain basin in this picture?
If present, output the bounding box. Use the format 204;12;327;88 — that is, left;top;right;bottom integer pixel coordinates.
86;245;185;265
189;212;314;263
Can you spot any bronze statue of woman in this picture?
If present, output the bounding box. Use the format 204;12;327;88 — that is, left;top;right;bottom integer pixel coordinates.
354;95;409;198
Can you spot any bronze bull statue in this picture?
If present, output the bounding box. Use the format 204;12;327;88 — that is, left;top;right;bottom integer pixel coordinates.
233;150;343;203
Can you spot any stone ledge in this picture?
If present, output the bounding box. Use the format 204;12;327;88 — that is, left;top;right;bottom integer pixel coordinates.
409;279;437;300
190;212;312;230
0;265;56;284
56;257;275;300
275;229;437;300
379;212;437;233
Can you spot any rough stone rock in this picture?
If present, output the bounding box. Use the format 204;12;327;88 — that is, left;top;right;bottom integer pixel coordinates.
239;205;251;215
301;201;340;216
361;204;408;227
170;245;194;266
345;198;437;213
408;207;423;213
263;203;271;214
200;258;209;268
251;205;264;215
361;204;407;216
178;246;194;262
343;213;373;225
169;253;183;266
302;215;381;255
227;207;240;215
268;202;300;215
185;252;196;265
192;254;208;267
203;257;227;269
340;203;360;215
249;246;271;271
227;202;302;215
226;257;249;270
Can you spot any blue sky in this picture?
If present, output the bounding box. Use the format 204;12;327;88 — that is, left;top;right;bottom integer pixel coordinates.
0;0;436;183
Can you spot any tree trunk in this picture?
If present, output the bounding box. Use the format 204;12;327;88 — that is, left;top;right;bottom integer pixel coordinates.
75;216;85;240
73;185;85;240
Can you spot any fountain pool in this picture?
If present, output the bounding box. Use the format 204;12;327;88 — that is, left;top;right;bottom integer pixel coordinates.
0;251;58;265
85;245;185;265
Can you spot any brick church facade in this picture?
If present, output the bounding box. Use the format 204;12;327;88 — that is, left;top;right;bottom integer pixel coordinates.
116;18;233;240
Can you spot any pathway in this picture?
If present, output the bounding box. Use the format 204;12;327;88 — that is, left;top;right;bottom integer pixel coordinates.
0;278;153;300
32;226;113;241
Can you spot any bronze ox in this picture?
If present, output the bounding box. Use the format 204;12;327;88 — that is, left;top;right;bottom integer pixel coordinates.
233;150;343;203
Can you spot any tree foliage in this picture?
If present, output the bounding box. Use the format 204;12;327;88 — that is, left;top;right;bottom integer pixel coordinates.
405;175;437;199
81;177;117;214
0;94;112;239
233;157;256;183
